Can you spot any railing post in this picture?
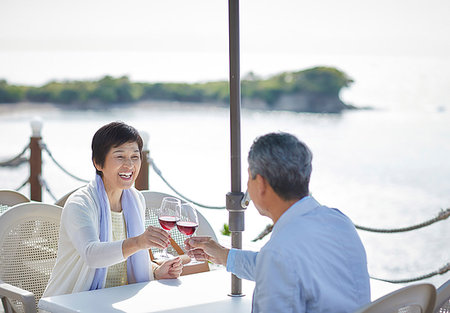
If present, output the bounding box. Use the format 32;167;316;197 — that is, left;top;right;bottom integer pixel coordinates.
29;117;42;202
135;131;149;191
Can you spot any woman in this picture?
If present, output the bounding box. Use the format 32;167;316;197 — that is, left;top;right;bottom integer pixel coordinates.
44;121;183;296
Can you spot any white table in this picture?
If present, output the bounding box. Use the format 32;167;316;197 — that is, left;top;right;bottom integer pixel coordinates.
38;269;255;313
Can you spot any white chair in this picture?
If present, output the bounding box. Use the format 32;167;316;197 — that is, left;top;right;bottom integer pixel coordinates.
140;191;217;263
54;187;81;207
0;190;30;215
0;202;62;313
435;279;450;313
354;283;436;313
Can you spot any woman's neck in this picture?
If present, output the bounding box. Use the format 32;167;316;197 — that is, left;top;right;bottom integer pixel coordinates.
103;180;123;212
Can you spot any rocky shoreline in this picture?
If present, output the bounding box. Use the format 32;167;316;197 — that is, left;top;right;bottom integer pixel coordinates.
242;92;354;113
0;95;359;115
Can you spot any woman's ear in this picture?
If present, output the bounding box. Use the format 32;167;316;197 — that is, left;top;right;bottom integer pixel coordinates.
93;159;102;172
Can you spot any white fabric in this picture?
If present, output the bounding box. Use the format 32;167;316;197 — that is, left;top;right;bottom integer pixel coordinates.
43;180;153;297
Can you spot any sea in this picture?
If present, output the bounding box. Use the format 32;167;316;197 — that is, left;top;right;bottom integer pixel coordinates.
0;53;449;299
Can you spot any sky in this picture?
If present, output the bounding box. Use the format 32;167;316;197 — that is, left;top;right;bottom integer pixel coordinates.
1;0;450;85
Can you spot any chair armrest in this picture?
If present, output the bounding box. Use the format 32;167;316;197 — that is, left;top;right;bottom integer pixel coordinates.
0;281;36;313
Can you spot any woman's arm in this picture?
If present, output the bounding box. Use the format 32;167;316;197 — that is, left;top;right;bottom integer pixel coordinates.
63;201;125;268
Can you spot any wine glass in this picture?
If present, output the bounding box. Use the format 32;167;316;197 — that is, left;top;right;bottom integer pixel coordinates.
157;197;181;258
177;202;199;238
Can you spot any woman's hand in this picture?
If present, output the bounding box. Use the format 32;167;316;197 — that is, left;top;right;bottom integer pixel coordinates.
154;257;183;280
122;226;170;259
138;225;171;250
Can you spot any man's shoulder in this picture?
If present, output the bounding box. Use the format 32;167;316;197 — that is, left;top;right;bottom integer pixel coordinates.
269;204;352;246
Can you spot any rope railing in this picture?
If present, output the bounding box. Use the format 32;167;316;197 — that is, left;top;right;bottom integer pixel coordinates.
251;226;449;283
252;208;450;242
0;143;29;167
354;208;450;233
370;263;450;284
15;178;29;192
39;176;58;202
41;143;89;184
150;158;226;210
3;140;450;233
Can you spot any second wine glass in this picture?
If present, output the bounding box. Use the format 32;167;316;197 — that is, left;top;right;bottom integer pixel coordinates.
177;202;198;238
157;197;181;258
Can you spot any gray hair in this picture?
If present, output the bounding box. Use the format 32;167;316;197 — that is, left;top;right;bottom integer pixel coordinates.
248;132;312;200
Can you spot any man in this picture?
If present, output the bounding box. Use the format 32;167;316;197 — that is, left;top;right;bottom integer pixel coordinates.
185;132;371;313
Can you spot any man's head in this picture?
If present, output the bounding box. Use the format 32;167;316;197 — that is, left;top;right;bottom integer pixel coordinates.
248;132;312;201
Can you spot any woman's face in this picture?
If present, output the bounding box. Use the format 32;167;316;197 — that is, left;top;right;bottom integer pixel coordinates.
95;141;141;192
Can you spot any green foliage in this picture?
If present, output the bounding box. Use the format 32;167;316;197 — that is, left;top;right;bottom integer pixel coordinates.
0;80;26;103
241;66;352;105
0;67;352;106
221;223;231;236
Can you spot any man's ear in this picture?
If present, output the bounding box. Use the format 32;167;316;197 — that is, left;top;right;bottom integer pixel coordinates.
255;174;267;195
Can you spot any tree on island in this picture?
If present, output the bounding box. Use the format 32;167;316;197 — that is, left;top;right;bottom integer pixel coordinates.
0;66;354;113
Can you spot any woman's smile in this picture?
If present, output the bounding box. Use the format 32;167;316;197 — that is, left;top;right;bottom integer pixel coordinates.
118;171;133;181
95;141;142;193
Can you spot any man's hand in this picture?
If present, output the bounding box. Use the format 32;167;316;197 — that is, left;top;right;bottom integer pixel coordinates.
184;236;229;266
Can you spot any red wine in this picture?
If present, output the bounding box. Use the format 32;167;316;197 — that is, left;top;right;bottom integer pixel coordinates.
159;216;178;230
176;221;198;236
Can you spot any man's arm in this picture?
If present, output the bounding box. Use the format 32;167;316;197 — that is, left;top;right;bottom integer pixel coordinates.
185;237;259;281
252;248;306;313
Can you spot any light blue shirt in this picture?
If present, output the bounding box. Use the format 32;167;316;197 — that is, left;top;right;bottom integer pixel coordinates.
227;196;370;313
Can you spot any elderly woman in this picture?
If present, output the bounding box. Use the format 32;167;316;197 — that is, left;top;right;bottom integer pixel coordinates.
44;121;183;296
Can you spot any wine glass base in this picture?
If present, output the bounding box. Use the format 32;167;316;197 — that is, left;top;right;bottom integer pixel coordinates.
153;251;176;260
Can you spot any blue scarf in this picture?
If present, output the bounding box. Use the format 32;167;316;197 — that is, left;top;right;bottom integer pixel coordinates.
90;174;150;290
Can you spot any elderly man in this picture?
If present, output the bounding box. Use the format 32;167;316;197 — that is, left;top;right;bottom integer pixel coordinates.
185;132;370;313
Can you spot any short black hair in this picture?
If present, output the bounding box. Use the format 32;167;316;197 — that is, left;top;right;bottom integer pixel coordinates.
92;121;143;176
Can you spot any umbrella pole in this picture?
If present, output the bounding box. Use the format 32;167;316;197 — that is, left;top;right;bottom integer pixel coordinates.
227;0;245;297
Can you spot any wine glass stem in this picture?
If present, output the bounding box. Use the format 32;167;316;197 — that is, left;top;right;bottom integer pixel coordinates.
162;230;170;257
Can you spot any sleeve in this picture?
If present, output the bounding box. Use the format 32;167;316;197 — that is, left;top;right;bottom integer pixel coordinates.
62;198;125;268
226;248;258;281
252;248;305;313
150;262;158;281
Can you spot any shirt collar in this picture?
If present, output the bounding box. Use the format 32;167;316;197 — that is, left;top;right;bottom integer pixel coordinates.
272;196;321;236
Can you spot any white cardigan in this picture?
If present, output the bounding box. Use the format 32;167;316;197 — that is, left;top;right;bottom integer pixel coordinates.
43;181;153;297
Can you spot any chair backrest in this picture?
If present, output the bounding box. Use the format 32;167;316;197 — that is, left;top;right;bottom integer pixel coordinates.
354;283;436;313
140;191;217;258
54;187;81;207
435;279;450;313
0;190;30;212
0;202;62;312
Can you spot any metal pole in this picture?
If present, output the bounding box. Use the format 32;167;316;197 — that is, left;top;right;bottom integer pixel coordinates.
30;117;43;201
227;0;245;297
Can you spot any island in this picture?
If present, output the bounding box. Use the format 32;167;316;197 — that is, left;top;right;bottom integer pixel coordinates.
0;66;355;113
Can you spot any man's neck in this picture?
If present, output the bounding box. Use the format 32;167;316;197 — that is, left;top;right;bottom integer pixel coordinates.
270;197;301;224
